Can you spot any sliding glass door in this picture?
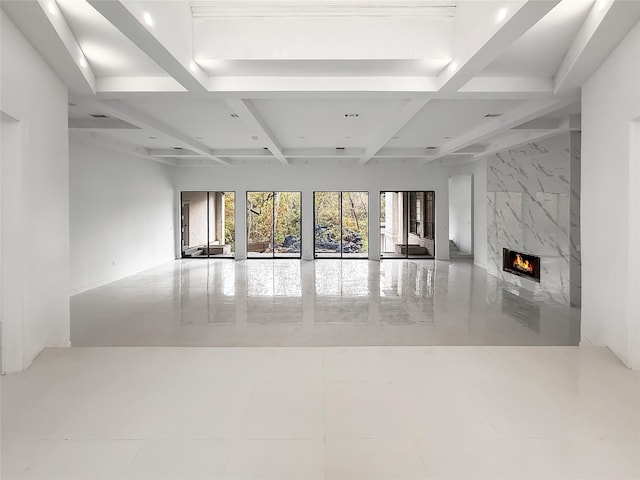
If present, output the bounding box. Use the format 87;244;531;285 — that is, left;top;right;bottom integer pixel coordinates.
247;191;301;258
181;191;235;258
380;191;435;259
314;191;368;258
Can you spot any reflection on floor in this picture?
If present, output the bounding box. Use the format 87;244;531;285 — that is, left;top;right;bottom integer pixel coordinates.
71;259;580;347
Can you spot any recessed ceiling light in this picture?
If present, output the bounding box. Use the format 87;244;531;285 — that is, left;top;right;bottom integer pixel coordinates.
172;146;183;150
230;113;239;118
251;135;258;140
143;11;153;26
47;1;56;15
450;61;458;72
484;113;503;118
496;7;507;22
597;0;606;11
79;57;87;68
425;146;437;150
189;61;197;73
89;114;108;118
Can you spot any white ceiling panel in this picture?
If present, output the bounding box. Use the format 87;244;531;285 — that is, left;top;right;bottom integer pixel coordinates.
193;16;453;61
250;99;407;149
481;0;593;77
390;99;526;148
124;98;260;149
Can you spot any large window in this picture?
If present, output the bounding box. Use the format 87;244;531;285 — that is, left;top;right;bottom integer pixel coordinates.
247;191;301;258
380;191;435;259
314;191;368;258
181;192;235;258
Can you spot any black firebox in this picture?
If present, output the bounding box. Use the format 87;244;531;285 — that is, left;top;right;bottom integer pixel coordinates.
502;248;541;282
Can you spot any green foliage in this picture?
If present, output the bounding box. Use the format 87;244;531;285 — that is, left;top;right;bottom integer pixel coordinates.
314;191;368;253
224;192;235;251
247;192;301;248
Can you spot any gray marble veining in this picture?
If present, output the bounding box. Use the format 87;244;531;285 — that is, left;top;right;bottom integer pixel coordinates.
486;133;581;305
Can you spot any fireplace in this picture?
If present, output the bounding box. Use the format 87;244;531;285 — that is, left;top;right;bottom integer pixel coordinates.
503;248;540;282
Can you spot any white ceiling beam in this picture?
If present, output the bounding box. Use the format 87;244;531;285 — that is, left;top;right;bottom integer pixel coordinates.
374;148;433;158
94;74;556;99
225;99;288;165
2;0;96;95
357;1;558;167
439;0;560;93
213;149;273;158
69;118;139;129
191;1;457;18
148;149;203;158
453;145;487;155
458;76;553;98
358;98;430;165
209;76;439;94
283;148;364;158
87;0;207;93
425;95;578;163
96;76;186;93
99;100;229;166
554;0;640;94
70;130;177;167
512;118;564;130
472;115;580;160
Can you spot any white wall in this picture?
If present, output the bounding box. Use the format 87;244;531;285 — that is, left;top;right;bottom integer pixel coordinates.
0;12;70;373
174;163;450;261
70;132;176;294
448;175;473;254
446;159;487;269
582;21;640;369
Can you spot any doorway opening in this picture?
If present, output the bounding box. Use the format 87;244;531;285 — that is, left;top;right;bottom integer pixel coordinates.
247;191;301;258
181;191;235;258
380;191;435;259
314;191;368;258
448;175;474;259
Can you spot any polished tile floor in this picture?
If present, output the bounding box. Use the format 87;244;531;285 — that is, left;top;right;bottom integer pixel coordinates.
71;259;580;347
6;260;620;479
2;346;639;479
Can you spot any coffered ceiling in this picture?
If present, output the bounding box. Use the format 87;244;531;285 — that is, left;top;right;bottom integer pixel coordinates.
3;0;639;167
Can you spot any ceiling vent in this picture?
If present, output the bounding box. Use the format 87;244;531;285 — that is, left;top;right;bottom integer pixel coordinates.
484;113;503;118
89;114;108;118
344;113;359;118
425;146;437;150
230;113;239;118
336;147;346;150
172;147;184;150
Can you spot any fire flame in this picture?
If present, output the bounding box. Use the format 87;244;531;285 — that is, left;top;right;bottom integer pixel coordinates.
513;254;534;273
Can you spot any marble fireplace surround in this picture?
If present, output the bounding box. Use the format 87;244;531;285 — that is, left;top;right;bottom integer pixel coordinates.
487;132;581;306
